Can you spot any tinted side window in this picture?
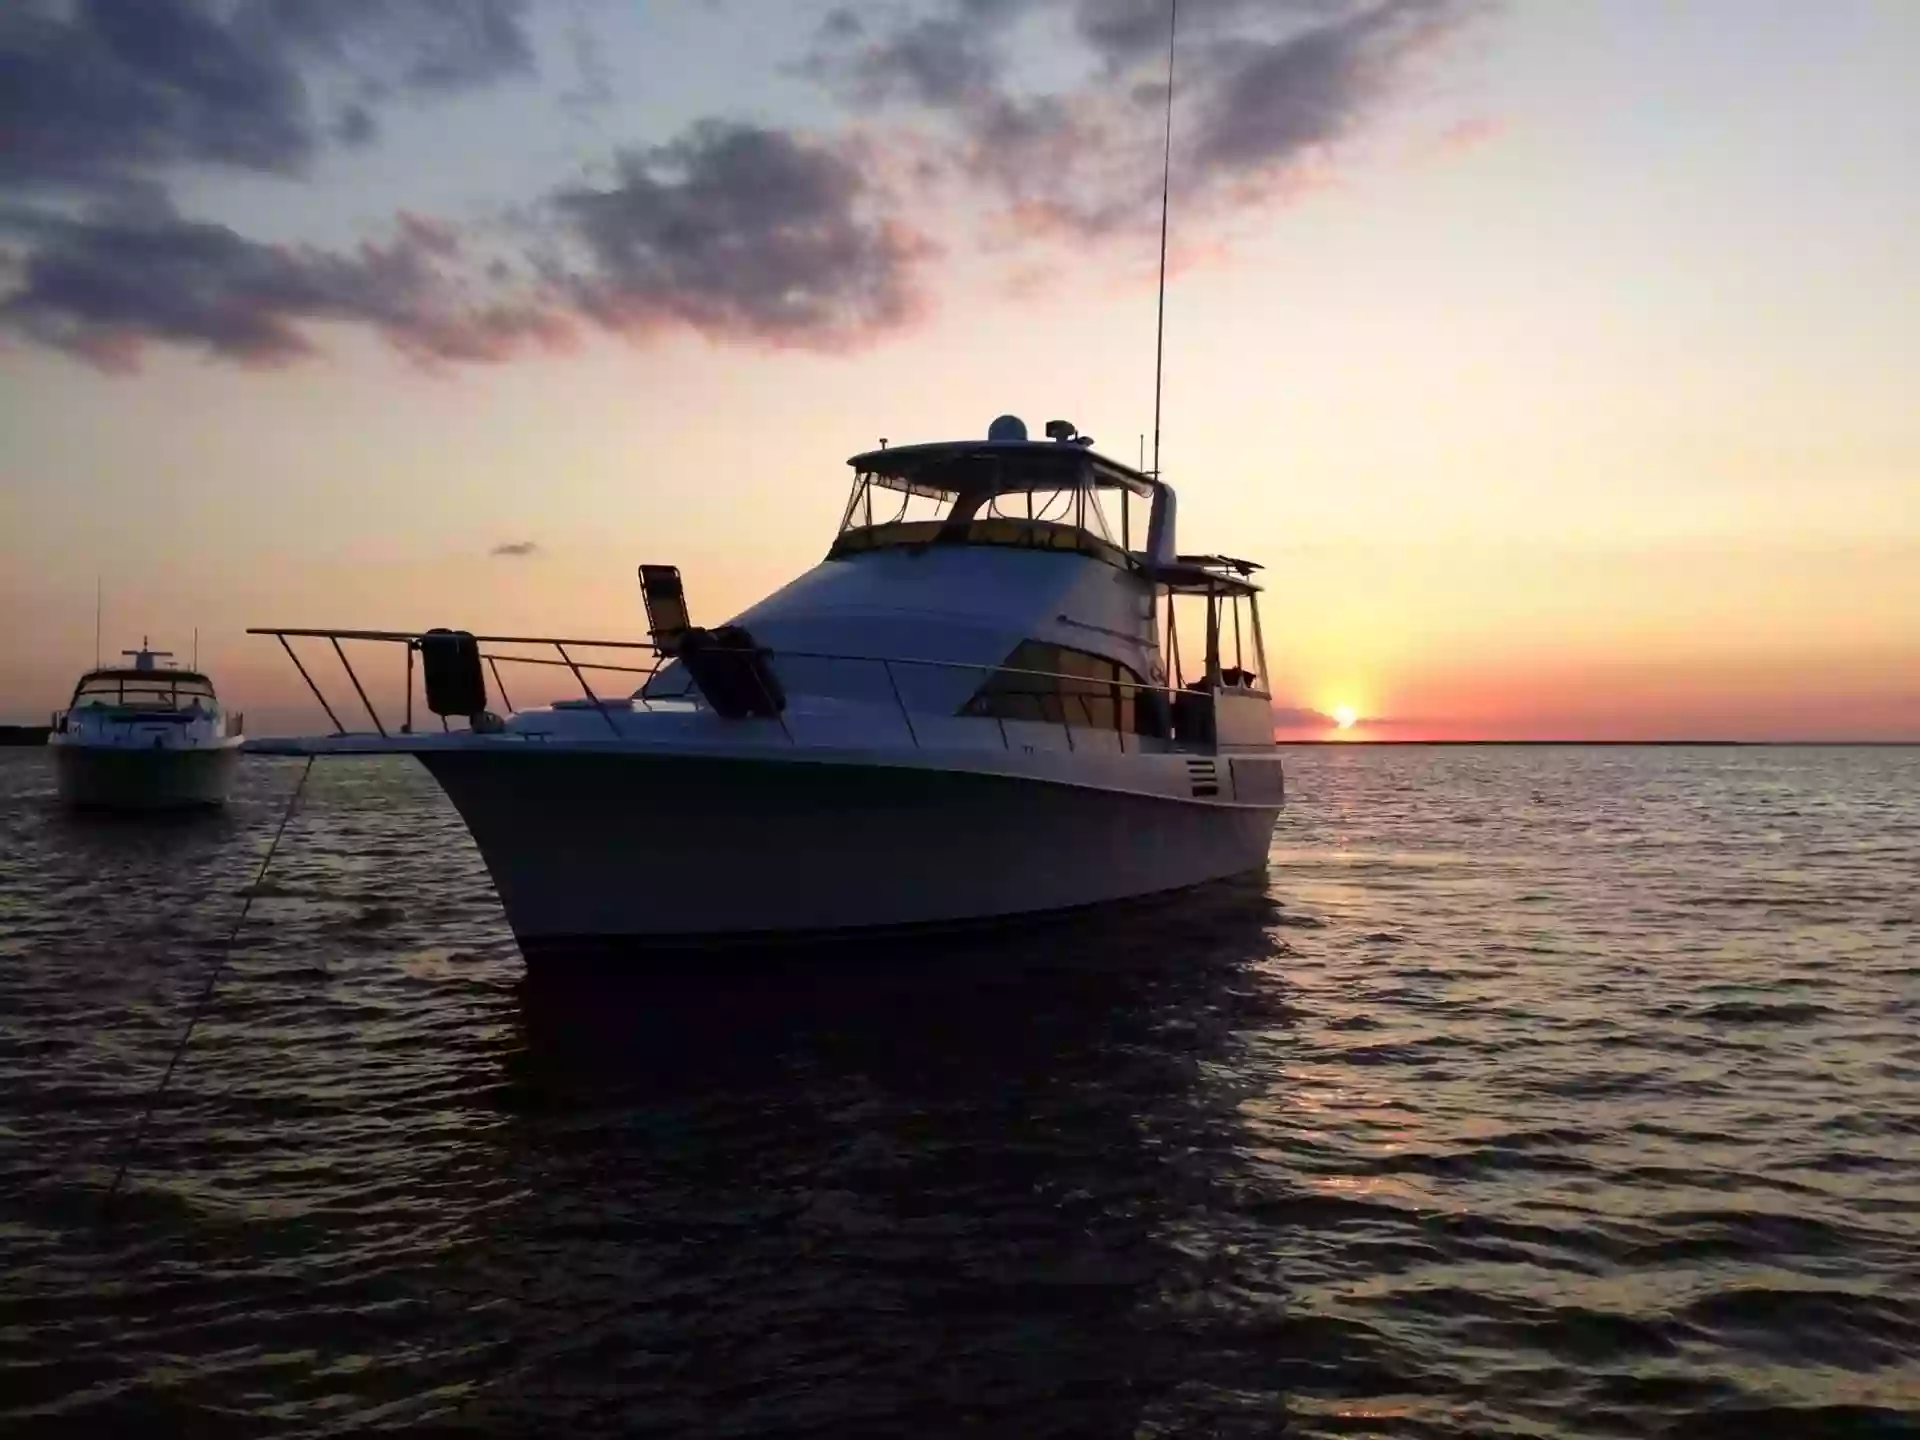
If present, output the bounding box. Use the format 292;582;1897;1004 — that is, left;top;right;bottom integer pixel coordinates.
960;641;1140;732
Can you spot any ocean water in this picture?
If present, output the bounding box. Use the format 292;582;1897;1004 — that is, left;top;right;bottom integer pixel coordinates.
0;744;1916;1438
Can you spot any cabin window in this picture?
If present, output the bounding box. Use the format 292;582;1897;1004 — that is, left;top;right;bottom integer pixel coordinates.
72;676;217;711
1163;589;1269;696
830;470;1133;571
960;641;1143;732
832;516;1129;570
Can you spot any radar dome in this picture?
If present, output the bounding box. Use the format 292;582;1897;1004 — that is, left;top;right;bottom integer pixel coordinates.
987;414;1028;442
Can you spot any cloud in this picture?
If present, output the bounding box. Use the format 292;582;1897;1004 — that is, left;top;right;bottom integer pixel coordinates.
1;115;932;367
0;0;536;199
549;122;934;348
264;0;535;96
1271;705;1414;734
1;4;933;366
1191;0;1470;174
809;9;1005;108
802;0;1489;239
490;540;539;557
0;0;564;369
1271;706;1337;729
558;5;615;115
0;0;1492;371
0;200;571;370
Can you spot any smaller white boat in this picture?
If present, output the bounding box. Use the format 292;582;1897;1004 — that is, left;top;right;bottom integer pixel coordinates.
49;642;244;810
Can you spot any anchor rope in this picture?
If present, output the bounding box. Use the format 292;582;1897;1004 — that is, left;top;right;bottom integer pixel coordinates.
100;756;316;1219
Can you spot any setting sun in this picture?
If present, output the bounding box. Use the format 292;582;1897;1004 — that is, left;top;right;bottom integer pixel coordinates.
1332;705;1359;731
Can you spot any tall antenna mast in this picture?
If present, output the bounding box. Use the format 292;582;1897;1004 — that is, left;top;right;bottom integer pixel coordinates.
1150;0;1178;479
94;576;102;669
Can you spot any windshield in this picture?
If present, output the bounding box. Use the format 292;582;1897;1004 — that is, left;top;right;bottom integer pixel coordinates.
832;470;1132;569
72;673;218;710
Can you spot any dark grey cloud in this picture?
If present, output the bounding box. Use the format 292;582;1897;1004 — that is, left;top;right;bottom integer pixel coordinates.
1271;706;1338;729
1192;0;1466;173
1074;0;1332;70
335;102;379;146
0;0;1489;371
0;0;558;368
558;4;615;115
259;0;534;96
2;0;311;194
551;122;932;347
0;0;535;197
1;2;934;366
804;0;1486;237
0;201;570;370
810;9;1003;108
818;8;867;44
0;114;935;367
490;540;540;557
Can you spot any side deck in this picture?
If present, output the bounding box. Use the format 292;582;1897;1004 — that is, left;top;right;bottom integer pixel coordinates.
245;627;1281;760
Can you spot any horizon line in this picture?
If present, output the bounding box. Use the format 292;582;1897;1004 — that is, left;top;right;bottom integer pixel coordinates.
1275;738;1919;747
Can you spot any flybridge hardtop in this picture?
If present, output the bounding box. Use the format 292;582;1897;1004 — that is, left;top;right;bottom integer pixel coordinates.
244;413;1285;949
846;420;1159;499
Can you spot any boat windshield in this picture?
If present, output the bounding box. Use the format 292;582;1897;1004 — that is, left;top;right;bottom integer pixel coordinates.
831;445;1147;570
70;671;218;712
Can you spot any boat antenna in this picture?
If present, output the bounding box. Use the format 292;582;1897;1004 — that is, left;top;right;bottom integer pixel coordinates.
94;576;101;670
1150;0;1178;480
193;627;198;670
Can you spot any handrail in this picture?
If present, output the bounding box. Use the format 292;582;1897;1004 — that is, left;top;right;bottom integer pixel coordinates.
479;652;656;678
279;634;345;735
247;626;1254;702
330;636;386;737
247;627;657;650
249;625;1270;751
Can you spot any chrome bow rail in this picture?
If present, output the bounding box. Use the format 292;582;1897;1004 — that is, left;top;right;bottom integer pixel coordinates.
247;627;1239;753
247;629;663;738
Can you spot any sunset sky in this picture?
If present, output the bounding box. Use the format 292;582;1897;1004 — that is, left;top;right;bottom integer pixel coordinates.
3;0;1915;740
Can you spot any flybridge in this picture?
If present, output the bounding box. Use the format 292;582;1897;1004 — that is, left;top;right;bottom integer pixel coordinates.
835;415;1261;590
847;415;1157;501
835;413;1170;569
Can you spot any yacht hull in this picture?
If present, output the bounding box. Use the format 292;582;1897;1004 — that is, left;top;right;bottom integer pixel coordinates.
51;741;239;810
417;750;1279;950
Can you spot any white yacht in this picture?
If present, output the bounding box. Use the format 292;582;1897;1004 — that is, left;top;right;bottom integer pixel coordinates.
249;416;1284;951
50;643;244;809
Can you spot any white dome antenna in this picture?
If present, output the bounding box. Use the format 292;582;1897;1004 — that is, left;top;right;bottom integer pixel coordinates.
987;414;1028;442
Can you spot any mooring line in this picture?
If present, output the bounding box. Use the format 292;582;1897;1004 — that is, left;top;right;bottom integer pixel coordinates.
100;756;316;1220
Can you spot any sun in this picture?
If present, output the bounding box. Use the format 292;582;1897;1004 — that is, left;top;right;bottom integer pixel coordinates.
1331;704;1359;731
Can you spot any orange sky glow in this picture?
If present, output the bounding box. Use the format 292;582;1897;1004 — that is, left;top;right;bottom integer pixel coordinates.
2;3;1914;742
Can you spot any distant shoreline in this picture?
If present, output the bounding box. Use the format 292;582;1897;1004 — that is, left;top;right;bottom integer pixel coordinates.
1276;738;1917;747
3;729;1914;749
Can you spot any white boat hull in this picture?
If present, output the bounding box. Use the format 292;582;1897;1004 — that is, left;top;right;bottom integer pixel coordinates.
416;749;1280;951
51;741;240;810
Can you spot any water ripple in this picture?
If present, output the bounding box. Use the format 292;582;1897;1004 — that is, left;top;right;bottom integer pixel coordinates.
2;745;1918;1436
